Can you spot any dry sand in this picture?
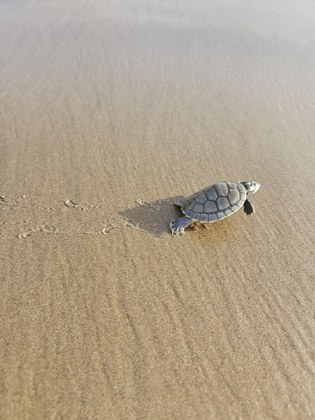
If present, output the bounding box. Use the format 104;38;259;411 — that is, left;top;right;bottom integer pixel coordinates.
1;0;315;419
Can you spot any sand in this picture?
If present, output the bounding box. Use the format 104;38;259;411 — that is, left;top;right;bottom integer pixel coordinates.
1;0;315;418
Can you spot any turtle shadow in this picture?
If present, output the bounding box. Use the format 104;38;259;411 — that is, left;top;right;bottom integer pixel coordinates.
120;196;183;236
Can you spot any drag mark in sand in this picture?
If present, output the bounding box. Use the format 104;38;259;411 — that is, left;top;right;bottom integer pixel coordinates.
0;195;25;209
18;224;58;239
3;195;206;239
9;196;126;238
63;199;102;211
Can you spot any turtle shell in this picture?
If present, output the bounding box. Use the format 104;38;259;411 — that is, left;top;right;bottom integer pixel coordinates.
181;181;246;222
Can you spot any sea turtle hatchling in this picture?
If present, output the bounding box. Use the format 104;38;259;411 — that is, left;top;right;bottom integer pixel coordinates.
170;181;260;235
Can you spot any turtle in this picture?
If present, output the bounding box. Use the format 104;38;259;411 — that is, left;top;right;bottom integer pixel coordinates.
170;181;260;235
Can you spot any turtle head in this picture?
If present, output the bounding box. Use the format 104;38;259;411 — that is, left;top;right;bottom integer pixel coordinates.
240;181;260;195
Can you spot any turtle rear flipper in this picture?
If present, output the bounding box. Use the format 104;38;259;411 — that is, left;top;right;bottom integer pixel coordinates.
170;217;192;235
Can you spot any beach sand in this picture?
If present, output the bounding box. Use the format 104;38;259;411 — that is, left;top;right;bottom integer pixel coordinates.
1;0;314;418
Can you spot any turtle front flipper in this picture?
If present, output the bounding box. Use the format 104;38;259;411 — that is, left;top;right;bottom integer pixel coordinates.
244;199;255;215
170;216;192;235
